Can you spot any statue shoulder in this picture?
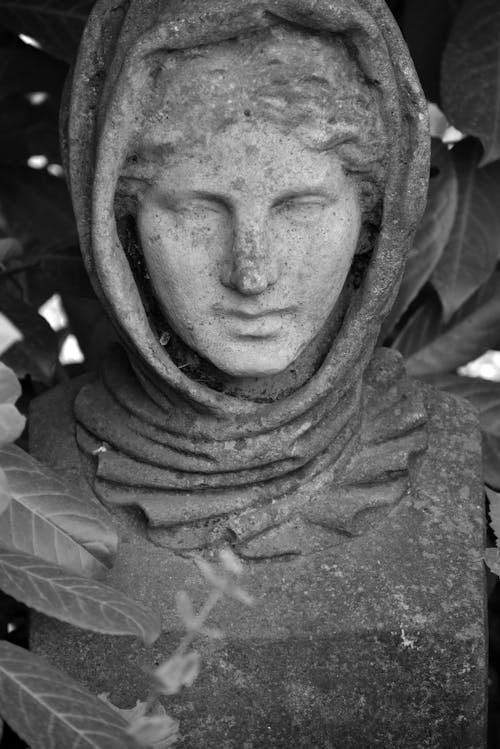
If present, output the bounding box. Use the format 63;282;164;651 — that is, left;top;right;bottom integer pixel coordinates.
29;375;94;488
363;347;482;487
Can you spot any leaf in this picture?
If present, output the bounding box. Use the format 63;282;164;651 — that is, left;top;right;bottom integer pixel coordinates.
0;641;140;749
423;373;500;488
0;405;25;448
175;591;196;629
0;237;22;265
442;0;500;166
485;547;500;577
218;547;244;576
0;166;76;251
0;95;61;168
154;652;201;696
61;296;116;372
194;557;254;605
100;695;180;749
0;29;66;100
0;444;118;574
431;138;500;320
383;139;458;337
396;0;464;103
0;1;94;64
28;244;95;306
405;270;500;376
128;713;179;748
174;591;223;641
0;293;59;385
0;312;21;356
0;363;25;447
486;486;500;544
0;361;21;404
392;290;443;359
99;694;151;724
0;549;162;643
0;469;11;517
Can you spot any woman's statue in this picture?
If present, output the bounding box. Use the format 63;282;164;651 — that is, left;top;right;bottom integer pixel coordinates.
30;0;486;745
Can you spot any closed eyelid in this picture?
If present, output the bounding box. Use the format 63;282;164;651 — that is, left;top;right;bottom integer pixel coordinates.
152;190;230;213
273;193;334;209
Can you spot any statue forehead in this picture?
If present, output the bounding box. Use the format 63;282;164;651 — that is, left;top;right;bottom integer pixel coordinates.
132;24;372;160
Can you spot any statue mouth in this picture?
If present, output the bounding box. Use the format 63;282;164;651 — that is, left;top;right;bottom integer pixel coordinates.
214;305;296;320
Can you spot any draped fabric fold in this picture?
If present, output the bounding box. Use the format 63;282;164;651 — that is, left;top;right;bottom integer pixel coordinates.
75;347;427;556
67;0;431;557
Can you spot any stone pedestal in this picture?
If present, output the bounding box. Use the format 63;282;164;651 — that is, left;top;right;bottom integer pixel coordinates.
29;381;487;748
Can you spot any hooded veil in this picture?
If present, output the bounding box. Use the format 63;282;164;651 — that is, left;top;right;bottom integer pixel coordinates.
68;0;430;557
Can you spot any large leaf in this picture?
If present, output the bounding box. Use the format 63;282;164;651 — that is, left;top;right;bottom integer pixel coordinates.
396;0;463;103
0;641;140;749
0;549;162;643
0;95;61;168
0;29;66;101
405;271;500;377
442;0;500;166
383;139;457;337
28;244;95;306
0;292;59;385
386;0;404;14
0;328;25;447
0;403;25;447
424;373;500;488
0;312;21;355
0;30;63;167
0;361;21;405
0;1;94;64
392;290;443;359
431;138;500;321
0;444;117;575
0;469;10;516
0;363;25;447
0;166;75;250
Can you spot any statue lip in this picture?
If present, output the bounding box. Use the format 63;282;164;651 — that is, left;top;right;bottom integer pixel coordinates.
214;305;296;320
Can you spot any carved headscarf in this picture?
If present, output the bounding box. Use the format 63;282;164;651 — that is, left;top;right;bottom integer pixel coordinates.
69;0;430;557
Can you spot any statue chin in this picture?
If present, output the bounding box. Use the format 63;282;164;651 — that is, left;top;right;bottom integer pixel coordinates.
214;360;291;380
192;342;300;379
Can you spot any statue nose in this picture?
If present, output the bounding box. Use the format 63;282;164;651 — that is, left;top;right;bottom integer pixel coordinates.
220;220;279;296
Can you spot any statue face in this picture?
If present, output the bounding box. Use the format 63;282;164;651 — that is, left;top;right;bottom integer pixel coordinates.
136;120;362;378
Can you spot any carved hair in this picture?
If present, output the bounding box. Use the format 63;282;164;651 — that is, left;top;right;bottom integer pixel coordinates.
120;24;388;219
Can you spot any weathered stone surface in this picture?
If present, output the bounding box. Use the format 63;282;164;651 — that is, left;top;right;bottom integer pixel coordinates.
29;0;487;745
30;379;487;748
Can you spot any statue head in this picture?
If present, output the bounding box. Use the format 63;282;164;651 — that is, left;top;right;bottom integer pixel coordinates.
66;0;429;414
115;26;387;379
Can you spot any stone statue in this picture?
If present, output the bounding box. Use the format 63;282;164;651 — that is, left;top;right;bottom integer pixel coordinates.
30;0;486;746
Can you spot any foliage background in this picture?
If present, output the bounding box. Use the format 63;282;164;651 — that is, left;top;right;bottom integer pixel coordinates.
1;0;500;746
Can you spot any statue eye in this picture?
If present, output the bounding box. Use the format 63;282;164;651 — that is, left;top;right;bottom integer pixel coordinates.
181;198;227;217
276;195;330;214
